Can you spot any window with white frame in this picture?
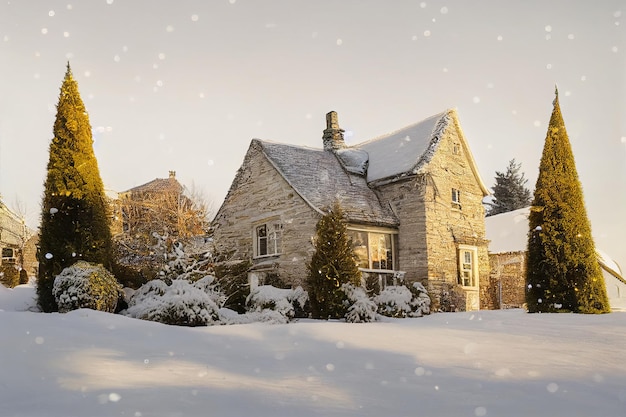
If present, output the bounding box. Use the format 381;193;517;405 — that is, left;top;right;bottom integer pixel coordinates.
254;221;283;257
347;229;395;271
451;188;461;209
458;245;478;287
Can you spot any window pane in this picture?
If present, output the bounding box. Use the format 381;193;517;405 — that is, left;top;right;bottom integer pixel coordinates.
269;223;282;255
348;230;369;269
257;225;267;256
370;233;391;270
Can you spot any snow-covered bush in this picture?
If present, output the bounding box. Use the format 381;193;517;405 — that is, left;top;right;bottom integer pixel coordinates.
342;283;377;323
53;261;121;313
246;285;309;322
374;283;431;318
124;276;223;326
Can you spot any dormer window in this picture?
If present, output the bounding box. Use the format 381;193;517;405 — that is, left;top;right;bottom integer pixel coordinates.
451;188;461;209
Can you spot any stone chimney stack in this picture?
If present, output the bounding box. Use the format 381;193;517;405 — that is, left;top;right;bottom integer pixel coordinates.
322;111;346;151
169;170;176;179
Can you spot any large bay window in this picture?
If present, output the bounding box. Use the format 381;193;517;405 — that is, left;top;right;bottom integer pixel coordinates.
458;245;478;287
254;221;283;257
347;228;396;271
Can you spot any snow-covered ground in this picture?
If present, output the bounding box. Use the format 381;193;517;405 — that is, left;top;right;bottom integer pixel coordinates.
1;283;625;417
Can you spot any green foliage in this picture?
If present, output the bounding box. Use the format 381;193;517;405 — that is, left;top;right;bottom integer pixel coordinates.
52;261;121;313
213;257;252;314
306;202;362;319
486;159;532;216
0;264;20;288
37;64;114;312
525;90;610;314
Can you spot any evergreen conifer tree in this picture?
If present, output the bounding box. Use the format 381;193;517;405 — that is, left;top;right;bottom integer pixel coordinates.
37;63;114;312
307;202;362;319
525;88;610;314
486;159;532;216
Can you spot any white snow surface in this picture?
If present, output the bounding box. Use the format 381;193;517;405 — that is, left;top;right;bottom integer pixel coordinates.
2;284;626;416
485;207;532;254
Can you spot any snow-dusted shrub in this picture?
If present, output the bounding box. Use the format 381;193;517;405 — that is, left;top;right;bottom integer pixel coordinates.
124;276;222;326
374;283;431;318
53;261;121;313
246;285;309;321
342;283;377;323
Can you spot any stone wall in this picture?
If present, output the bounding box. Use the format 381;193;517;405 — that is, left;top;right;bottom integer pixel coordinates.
487;251;527;309
373;121;489;310
212;141;321;287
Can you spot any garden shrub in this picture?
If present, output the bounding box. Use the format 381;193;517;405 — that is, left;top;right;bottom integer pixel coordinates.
374;282;431;318
342;283;378;323
124;276;223;326
52;261;121;313
246;285;308;321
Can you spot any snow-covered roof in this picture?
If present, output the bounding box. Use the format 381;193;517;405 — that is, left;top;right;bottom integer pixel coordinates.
485;207;531;254
356;111;447;183
485;207;624;281
257;140;399;227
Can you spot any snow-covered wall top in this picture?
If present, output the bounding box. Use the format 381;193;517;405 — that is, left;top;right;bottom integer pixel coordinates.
485;206;623;279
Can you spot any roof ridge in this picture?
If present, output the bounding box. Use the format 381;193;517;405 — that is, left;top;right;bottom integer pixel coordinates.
355;109;451;148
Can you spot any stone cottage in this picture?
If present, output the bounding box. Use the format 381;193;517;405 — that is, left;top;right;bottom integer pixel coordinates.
212;110;491;311
486;207;626;310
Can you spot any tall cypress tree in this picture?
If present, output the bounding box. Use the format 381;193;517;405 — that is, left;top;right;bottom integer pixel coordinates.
37;63;113;312
307;202;362;319
486;159;532;216
525;88;610;314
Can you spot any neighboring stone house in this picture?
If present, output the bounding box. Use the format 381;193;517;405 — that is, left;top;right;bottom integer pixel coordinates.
111;171;203;239
212;110;491;311
485;207;626;310
0;198;37;279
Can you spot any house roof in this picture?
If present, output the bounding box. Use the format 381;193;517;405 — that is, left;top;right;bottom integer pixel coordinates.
356;109;490;196
485;206;624;282
122;173;184;195
256;140;399;227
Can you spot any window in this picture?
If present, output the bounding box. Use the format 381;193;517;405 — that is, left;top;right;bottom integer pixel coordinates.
453;143;460;155
2;248;14;259
458;245;478;287
347;229;395;271
451;188;461;209
254;222;282;257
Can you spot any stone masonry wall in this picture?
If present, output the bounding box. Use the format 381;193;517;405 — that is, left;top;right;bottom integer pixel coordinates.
212;141;321;287
487;252;526;309
420;123;489;310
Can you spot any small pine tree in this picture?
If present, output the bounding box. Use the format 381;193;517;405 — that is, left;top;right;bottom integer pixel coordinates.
37;63;114;312
486;159;532;216
306;202;362;319
525;88;610;314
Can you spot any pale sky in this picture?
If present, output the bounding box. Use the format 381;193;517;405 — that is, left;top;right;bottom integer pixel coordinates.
0;0;624;269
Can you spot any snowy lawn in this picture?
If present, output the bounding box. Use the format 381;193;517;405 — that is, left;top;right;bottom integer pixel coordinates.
1;284;625;417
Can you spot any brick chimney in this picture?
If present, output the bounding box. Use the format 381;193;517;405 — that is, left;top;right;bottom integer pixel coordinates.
169;171;176;179
322;111;346;151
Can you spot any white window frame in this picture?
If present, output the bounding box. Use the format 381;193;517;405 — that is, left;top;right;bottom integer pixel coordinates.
451;188;461;209
458;245;478;287
253;221;283;258
347;227;397;272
